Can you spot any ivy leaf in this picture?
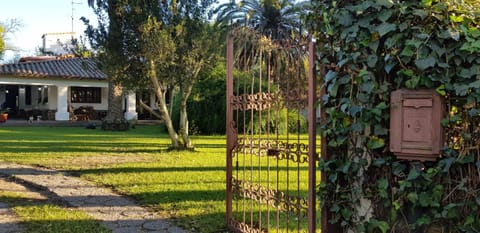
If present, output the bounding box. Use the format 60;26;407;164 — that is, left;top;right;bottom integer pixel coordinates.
377;0;394;8
416;215;432;226
350;122;364;132
341;208;353;219
325;70;337;82
405;76;420;89
459;68;473;78
418;192;431;207
469;108;480;117
415;56;436;70
407;192;418;203
413;9;428;19
367;54;378;68
436;84;446;96
449;14;464;23
377;178;388;190
377;23;397;37
361;81;375;94
440;157;455;173
349;105;362;116
329;173;338;182
422;0;432;6
458;154;474;164
378;9;393;22
373;158;387;167
453;83;469;96
367;137;385;150
407;168;420;180
438;29;460;41
368;219;390;233
460;40;480;53
337;10;353;26
392;162;406;176
400;46;415;57
384;61;396;74
330;203;340;213
374;125;388;136
469;79;480;89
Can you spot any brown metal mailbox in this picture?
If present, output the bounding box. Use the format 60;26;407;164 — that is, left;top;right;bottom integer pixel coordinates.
390;89;444;161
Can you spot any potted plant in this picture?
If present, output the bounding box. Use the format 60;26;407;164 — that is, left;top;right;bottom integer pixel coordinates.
0;108;9;122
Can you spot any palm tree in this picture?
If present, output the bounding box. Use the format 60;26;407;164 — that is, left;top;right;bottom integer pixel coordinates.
214;0;309;39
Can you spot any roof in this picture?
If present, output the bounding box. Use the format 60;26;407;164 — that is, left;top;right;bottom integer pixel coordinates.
0;57;108;80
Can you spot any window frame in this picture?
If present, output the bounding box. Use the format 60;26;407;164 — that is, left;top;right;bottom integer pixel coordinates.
70;87;102;104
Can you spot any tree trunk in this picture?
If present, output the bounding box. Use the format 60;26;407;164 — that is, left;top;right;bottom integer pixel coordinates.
105;82;124;122
101;0;129;131
147;60;181;149
178;82;194;149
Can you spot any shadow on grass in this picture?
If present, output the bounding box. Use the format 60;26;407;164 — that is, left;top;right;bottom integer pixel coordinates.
77;166;227;174
0;141;172;154
75;165;308;176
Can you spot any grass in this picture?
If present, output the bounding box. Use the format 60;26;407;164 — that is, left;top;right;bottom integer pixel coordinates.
0;126;228;232
0;126;320;232
0;191;109;233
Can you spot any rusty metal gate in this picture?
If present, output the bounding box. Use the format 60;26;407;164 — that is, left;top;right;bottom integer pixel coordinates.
226;30;319;233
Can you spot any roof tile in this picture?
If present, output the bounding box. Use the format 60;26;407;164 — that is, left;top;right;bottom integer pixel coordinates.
0;58;107;80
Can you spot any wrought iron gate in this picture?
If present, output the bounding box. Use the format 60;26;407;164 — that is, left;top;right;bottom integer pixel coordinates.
226;30;319;233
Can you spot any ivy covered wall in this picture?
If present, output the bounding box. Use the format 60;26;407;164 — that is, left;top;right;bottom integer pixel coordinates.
309;0;480;232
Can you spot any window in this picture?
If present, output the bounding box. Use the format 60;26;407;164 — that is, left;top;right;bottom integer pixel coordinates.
71;87;101;103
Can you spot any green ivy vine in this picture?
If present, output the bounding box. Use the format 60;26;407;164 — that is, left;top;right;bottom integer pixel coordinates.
308;0;480;232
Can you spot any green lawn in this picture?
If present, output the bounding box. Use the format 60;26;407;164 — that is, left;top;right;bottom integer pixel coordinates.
0;190;109;233
0;126;228;232
0;126;319;232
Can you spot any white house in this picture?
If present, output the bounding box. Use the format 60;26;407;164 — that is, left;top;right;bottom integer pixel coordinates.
0;56;137;121
41;32;77;55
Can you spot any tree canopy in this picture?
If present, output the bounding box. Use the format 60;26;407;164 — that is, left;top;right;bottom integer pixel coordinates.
0;25;5;58
0;19;23;61
214;0;309;39
84;0;220;148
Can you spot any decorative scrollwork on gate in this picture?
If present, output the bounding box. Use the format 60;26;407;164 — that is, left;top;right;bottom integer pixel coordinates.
231;92;278;111
233;138;317;164
232;178;309;217
230;220;267;233
282;89;308;110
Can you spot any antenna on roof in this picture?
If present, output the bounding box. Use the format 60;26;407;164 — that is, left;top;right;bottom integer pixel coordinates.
71;0;82;33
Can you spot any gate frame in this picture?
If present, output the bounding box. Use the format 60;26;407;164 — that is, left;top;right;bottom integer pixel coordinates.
226;35;322;232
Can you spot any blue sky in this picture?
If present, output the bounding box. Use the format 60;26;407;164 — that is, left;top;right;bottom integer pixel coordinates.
0;0;97;60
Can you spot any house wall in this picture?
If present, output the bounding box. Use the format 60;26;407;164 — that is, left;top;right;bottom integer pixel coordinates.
0;76;138;121
0;76;109;112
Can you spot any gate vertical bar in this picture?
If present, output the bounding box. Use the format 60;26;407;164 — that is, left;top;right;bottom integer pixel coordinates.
226;35;234;228
307;38;317;233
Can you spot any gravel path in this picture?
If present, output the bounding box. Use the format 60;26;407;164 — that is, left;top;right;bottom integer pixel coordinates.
0;162;186;233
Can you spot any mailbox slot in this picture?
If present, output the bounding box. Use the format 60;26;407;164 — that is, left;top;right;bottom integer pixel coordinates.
390;89;444;161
